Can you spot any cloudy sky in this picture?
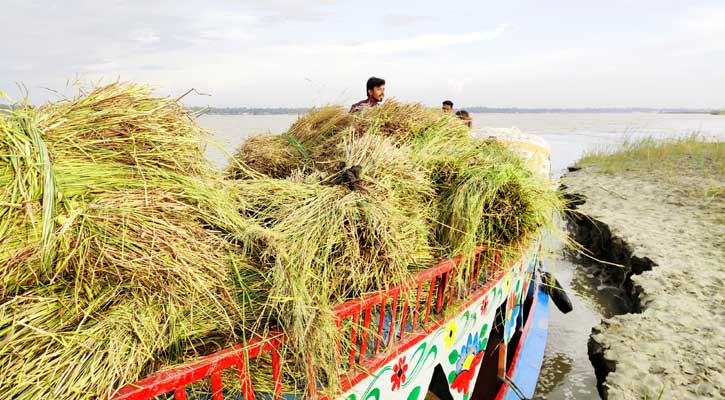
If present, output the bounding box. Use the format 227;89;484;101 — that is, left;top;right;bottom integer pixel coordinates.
2;0;724;108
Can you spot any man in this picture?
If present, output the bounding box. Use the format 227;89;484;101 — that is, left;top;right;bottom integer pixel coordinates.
350;77;385;113
442;100;454;114
455;110;472;128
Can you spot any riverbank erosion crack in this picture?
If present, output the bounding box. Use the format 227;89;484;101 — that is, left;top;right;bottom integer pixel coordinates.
560;165;724;400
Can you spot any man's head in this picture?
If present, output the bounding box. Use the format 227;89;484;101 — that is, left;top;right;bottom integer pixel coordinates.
455;110;472;128
442;100;453;114
366;77;385;102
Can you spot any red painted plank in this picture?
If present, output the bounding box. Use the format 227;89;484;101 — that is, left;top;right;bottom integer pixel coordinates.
373;294;388;353
388;296;398;347
174;387;187;400
359;306;372;361
349;313;359;366
210;371;224;400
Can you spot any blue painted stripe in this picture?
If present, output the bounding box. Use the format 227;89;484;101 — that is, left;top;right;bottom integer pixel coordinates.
504;284;550;400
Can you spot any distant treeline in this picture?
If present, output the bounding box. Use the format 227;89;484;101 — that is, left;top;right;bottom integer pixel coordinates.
189;105;720;115
188;106;309;115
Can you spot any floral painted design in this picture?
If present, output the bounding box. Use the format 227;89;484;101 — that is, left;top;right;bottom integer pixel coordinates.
504;283;522;343
449;334;485;395
390;356;408;391
450;353;483;394
443;320;457;350
479;295;489;317
455;333;480;373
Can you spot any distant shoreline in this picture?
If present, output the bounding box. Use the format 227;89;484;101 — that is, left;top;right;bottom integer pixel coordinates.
188;106;723;116
2;103;720;116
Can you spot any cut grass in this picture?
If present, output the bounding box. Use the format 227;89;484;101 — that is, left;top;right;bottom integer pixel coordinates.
1;83;563;399
0;83;268;400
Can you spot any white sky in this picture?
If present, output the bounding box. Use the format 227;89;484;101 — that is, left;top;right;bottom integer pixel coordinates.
2;0;724;108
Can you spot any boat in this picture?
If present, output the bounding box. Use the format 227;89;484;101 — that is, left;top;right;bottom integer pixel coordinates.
111;131;555;400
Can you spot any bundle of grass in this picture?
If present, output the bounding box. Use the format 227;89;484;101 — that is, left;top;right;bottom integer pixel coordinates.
0;83;267;399
275;101;471;176
232;133;435;396
241;134;435;300
285;105;351;146
0;287;240;400
0;83;252;297
350;100;449;143
225;134;306;179
436;143;562;266
409;128;482;193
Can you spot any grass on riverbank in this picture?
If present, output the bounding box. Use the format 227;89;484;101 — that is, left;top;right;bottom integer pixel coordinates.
577;134;724;176
576;134;724;208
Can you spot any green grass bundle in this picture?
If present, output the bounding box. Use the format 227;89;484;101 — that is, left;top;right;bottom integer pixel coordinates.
0;83;252;298
226;101;470;179
0;287;236;400
0;83;265;399
436;144;562;264
225;134;306;179
285;105;351;146
350;100;453;143
0;82;564;399
232;133;435;395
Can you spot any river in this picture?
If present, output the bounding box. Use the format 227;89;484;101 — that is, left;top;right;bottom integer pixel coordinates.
197;112;725;400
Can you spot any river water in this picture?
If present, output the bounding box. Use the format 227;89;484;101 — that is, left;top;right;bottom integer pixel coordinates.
197;112;725;400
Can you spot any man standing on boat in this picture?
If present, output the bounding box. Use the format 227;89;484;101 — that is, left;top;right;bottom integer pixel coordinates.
350;76;385;113
442;100;454;114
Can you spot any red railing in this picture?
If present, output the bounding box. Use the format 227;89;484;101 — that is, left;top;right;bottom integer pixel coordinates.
112;247;501;400
112;333;285;400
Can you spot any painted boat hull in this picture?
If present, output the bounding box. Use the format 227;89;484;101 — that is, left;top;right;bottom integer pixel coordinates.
339;251;549;400
497;276;549;400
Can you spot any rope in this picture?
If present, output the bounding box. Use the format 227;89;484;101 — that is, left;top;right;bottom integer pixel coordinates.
498;374;532;400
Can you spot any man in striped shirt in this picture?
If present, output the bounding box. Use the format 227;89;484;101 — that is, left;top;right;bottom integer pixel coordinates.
350;76;385;113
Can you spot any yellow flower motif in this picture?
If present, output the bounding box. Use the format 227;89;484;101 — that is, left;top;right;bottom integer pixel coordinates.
444;320;457;350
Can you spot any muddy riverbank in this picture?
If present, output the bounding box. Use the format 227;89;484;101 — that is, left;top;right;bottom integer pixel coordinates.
560;158;724;399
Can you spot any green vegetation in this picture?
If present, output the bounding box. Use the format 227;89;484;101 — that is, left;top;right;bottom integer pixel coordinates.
227;102;563;394
1;86;562;399
576;134;724;209
577;134;724;176
0;83;265;400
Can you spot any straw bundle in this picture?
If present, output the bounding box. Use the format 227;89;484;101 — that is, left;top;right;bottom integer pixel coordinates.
436;143;562;262
350;100;445;143
225;134;305;179
0;288;233;399
285;105;351;146
229;133;436;394
1;81;562;399
0;83;265;399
